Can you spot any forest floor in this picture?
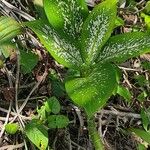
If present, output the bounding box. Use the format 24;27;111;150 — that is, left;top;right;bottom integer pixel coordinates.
0;0;150;150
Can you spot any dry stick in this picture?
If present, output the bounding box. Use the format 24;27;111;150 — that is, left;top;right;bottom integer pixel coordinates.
3;67;15;82
3;67;13;87
17;0;29;11
85;0;95;7
0;117;11;122
19;82;36;89
10;71;48;123
66;131;72;150
14;49;25;128
0;142;25;150
14;49;29;149
0;102;12;138
69;104;84;148
70;105;84;127
0;7;9;16
18;96;46;102
0;116;31;122
100;109;141;119
118;66;142;72
0;107;31;121
0;0;35;21
122;71;132;89
0;66;14;139
26;31;42;47
15;49;20;117
98;112;103;141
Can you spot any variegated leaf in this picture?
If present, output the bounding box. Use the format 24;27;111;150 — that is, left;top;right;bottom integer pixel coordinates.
65;63;117;117
98;32;150;63
0;16;22;44
44;0;88;39
25;20;82;69
81;0;117;64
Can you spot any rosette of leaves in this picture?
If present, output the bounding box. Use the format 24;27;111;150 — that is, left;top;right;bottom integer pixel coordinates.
24;0;150;149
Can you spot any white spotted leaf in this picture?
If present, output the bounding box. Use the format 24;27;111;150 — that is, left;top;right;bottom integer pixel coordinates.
44;0;88;39
81;0;117;64
98;32;150;63
25;20;82;69
65;63;117;117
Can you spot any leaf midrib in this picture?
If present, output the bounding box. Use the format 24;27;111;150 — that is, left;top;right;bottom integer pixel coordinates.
99;41;149;62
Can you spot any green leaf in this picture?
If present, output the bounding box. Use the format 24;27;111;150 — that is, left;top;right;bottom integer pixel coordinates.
134;75;149;87
65;62;117;117
143;1;150;15
141;109;150;131
37;105;46;121
114;16;124;28
37;97;61;120
141;61;150;70
25;120;48;150
49;70;66;98
137;143;147;150
137;91;148;102
51;80;65;98
47;115;69;128
141;13;150;30
0;59;3;68
25;20;82;69
98;32;150;63
45;97;60;114
0;16;22;44
43;0;88;39
81;0;117;64
20;50;38;74
117;85;132;102
129;128;150;144
5;123;19;134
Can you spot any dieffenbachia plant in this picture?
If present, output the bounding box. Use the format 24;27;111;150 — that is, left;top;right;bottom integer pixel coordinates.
1;0;150;149
23;0;150;149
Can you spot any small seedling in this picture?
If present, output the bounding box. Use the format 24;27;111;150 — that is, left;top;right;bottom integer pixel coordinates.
5;123;19;135
25;97;69;150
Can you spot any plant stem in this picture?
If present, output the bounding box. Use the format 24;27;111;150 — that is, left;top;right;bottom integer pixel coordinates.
87;116;104;150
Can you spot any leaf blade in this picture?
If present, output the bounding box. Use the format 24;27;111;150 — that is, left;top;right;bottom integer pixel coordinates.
98;32;150;63
117;85;132;103
25;120;48;150
81;0;117;64
20;50;38;74
25;20;82;69
47;115;69;128
0;16;22;44
129;128;150;144
44;0;88;39
5;123;19;135
45;97;60;114
65;63;117;117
